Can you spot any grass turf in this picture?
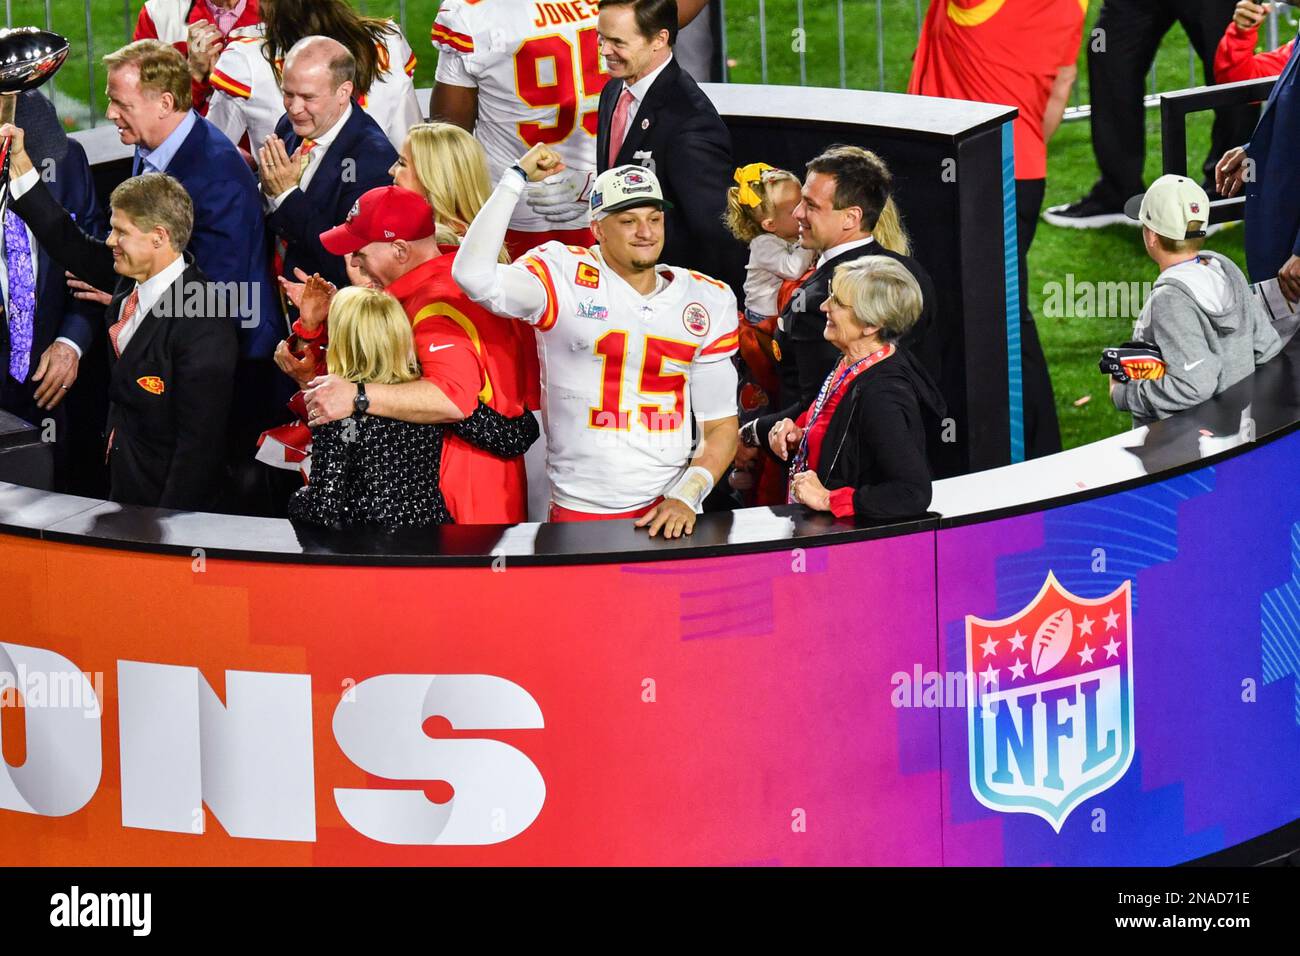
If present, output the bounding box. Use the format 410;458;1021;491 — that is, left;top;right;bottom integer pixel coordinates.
24;0;1295;448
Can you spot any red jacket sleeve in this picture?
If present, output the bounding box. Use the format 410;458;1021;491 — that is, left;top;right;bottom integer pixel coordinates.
1215;23;1295;83
828;486;856;519
412;316;484;418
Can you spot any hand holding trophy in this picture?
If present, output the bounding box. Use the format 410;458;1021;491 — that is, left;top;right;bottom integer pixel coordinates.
0;27;69;204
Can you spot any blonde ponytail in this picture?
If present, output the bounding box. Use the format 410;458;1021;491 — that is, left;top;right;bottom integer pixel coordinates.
871;197;911;257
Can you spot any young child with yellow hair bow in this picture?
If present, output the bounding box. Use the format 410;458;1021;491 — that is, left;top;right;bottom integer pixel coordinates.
724;162;816;503
725;163;816;326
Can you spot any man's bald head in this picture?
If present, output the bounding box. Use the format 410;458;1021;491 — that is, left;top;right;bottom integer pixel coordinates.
284;36;356;90
280;36;356;140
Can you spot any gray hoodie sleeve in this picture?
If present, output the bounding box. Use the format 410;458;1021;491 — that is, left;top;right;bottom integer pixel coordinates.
1112;286;1219;421
1250;289;1283;365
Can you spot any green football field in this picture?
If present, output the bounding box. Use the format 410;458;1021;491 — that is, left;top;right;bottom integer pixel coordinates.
21;0;1295;449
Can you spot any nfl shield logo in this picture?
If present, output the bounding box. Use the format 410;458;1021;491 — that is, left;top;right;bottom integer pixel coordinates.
965;572;1134;832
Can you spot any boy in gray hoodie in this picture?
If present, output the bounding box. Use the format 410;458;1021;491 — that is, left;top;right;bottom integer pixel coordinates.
1109;175;1281;427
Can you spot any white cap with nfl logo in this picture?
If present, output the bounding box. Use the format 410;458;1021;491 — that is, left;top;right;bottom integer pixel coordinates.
589;165;673;220
1123;174;1211;241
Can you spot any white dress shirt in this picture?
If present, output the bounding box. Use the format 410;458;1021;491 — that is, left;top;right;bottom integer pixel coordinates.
269;104;353;211
816;235;876;271
619;53;674;130
113;254;187;355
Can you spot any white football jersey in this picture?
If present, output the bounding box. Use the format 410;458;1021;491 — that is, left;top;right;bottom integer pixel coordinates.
516;242;740;513
432;0;611;233
208;23;422;152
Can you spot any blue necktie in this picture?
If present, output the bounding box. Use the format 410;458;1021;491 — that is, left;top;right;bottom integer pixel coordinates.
4;209;36;382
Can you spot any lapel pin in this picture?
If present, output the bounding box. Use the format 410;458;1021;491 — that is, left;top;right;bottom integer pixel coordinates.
641;118;649;129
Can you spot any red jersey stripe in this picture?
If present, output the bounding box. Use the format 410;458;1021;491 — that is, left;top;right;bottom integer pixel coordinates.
210;69;252;98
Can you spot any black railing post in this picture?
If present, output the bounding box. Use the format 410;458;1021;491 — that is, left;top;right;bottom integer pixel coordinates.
1159;76;1278;222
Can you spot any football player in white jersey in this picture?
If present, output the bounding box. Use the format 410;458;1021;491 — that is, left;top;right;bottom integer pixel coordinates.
207;0;421;152
431;0;710;262
453;144;739;537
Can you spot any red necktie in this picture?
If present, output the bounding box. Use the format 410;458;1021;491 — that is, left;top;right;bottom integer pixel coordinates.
608;88;635;167
106;286;140;461
109;287;140;358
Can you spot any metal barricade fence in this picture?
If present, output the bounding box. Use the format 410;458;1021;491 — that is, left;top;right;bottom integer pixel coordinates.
715;0;1295;122
1;0;421;128
6;0;1295;128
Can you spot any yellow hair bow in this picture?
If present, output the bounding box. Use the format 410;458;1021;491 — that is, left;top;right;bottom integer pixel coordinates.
734;162;774;207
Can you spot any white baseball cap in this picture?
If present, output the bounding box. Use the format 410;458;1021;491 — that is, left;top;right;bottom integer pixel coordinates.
589;164;672;220
1123;175;1210;241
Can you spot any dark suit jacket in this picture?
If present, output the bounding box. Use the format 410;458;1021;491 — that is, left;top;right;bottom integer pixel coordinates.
268;108;397;291
12;177;237;511
147;112;282;360
756;346;946;521
772;241;939;422
0;139;106;373
596;57;743;291
1244;35;1300;282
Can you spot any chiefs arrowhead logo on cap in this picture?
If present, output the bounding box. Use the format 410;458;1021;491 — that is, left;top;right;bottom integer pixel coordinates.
347;200;360;221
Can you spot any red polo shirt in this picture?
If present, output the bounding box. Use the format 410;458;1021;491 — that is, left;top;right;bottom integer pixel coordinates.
909;0;1085;180
387;249;539;524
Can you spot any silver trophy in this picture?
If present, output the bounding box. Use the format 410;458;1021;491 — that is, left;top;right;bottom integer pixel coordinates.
0;27;69;205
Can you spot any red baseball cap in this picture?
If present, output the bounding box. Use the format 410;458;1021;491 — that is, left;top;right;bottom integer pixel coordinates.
320;186;436;255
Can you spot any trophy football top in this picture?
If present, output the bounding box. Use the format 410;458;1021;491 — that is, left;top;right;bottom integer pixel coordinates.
0;28;69;94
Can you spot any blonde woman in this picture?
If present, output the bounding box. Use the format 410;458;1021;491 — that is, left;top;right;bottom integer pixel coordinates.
390;122;546;517
390;122;510;263
288;287;451;529
756;258;946;522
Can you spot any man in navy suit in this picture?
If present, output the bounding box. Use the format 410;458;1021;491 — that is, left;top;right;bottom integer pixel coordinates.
258;36;397;293
74;40;287;509
594;0;742;292
0;92;107;492
1216;25;1300;301
103;40;281;368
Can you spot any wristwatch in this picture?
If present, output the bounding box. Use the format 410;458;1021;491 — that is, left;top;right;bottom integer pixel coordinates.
352;382;369;418
740;420;761;448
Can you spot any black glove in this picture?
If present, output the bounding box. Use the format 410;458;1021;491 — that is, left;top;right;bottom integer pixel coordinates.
1099;341;1166;383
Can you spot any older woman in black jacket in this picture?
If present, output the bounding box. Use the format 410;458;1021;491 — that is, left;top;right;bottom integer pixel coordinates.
747;257;946;520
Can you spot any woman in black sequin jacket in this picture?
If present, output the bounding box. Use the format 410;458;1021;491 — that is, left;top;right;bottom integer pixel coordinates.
288;288;534;529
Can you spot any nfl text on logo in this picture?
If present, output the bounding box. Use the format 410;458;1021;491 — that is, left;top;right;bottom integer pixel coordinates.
964;573;1135;832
